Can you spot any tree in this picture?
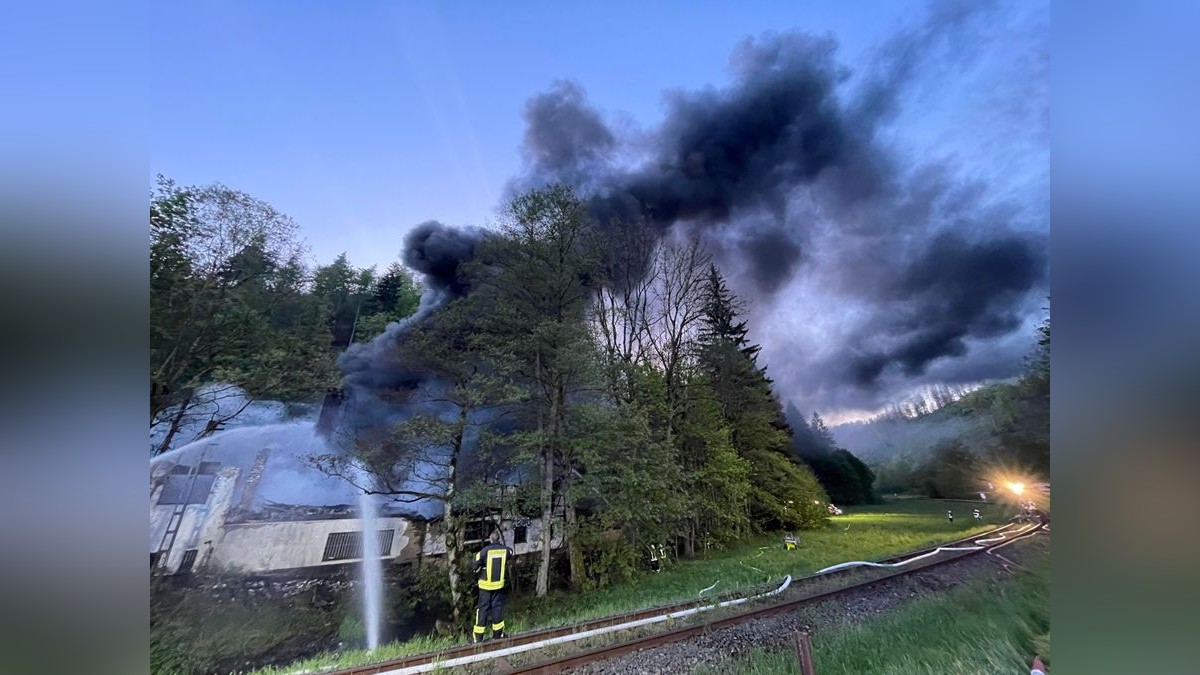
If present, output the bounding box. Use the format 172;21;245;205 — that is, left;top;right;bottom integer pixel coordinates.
914;439;981;498
1002;305;1050;473
675;376;751;552
354;262;423;343
643;239;712;437
314;297;518;621
472;184;600;596
695;264;828;532
590;220;658;400
698;264;760;362
150;176;333;454
789;410;877;505
565;391;688;588
312;254;379;347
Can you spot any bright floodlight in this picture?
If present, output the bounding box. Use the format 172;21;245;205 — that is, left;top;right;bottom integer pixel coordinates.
1007;482;1025;495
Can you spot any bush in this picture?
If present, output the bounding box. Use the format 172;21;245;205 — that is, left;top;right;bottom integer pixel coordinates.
575;526;643;590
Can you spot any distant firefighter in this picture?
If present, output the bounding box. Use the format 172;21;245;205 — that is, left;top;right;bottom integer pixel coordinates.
947;509;954;523
784;533;798;551
648;543;668;572
973;509;982;521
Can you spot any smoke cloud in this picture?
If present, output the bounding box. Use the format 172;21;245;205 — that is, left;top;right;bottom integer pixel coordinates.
346;0;1049;421
336;221;488;426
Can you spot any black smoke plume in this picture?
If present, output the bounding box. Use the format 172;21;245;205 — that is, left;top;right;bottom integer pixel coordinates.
335;221;488;431
343;0;1047;419
510;1;1045;406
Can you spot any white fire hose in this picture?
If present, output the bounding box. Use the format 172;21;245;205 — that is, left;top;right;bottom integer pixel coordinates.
813;522;1042;575
377;575;794;674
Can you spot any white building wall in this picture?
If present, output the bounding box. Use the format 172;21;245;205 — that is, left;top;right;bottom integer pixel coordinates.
421;518;562;557
151;468;239;574
209;517;412;574
190;468;238;569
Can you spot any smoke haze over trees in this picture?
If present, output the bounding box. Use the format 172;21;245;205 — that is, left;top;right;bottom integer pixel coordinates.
510;0;1048;418
842;308;1050;498
324;185;830;603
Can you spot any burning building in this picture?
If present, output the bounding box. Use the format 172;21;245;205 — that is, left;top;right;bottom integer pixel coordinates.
149;420;561;577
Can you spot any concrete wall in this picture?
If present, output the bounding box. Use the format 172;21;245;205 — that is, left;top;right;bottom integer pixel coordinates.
150;460;554;577
209;517;412;574
420;518;562;558
151;467;239;574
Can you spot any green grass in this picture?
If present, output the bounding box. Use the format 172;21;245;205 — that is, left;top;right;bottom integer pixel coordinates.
251;634;461;675
512;499;1006;629
700;543;1050;674
253;499;1009;675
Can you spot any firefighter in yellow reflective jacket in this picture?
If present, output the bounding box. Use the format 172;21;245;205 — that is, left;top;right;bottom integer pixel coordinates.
472;530;513;642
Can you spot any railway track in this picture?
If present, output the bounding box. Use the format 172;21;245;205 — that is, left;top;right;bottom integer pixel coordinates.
506;522;1047;674
325;522;1024;675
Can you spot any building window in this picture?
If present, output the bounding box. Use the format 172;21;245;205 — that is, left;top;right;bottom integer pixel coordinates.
178;549;198;573
158;474;216;505
170;462;220;475
463;520;488;543
513;525;528;545
322;530;395;561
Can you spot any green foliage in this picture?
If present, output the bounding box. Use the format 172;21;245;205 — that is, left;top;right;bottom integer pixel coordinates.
789;408;877;505
928;439;981;498
743;446;829;530
573;523;644;590
337;614;365;643
693;266;829;534
679;385;753;545
150;176;342;451
568;400;688;542
352;262;423;343
150;175;433;453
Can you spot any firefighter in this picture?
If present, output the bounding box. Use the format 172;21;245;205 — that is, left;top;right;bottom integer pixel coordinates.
947;509;954;523
472;530;513;643
973;508;982;521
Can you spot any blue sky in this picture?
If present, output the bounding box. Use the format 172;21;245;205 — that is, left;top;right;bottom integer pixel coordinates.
151;1;933;270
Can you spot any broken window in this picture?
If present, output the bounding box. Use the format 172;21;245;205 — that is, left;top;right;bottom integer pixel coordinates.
178;549;198;573
322;530;395;561
513;525;528;545
157;475;216;505
463;520;488;543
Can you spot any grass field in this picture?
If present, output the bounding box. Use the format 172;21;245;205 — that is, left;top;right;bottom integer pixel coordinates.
700;541;1050;674
253;498;1011;675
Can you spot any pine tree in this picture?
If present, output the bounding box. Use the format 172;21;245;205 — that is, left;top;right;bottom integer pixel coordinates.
698;264;760;363
693;264;828;530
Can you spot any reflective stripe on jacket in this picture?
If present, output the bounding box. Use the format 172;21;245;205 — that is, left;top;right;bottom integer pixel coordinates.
474;543;512;591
